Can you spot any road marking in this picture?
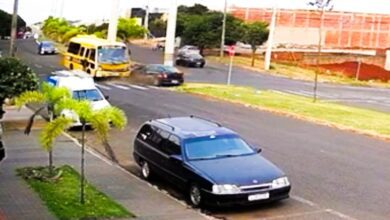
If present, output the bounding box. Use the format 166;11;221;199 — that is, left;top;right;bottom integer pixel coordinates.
95;83;111;90
291;195;356;220
129;84;148;91
106;82;130;90
148;86;163;90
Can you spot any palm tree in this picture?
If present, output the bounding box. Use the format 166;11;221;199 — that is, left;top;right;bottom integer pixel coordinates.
57;98;127;204
15;82;71;175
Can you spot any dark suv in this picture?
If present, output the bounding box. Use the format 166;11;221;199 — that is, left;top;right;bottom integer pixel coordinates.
133;116;291;207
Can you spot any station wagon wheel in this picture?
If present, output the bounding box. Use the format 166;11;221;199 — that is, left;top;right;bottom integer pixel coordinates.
141;161;152;180
189;184;202;207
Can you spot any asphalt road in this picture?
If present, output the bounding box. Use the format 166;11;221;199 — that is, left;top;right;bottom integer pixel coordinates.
3;39;390;220
129;44;390;113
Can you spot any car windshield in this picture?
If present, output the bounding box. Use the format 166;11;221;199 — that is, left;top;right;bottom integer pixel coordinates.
185;136;255;160
98;46;128;64
42;42;53;47
73;89;103;102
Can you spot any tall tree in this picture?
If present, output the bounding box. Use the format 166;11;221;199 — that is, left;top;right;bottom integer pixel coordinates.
243;22;269;67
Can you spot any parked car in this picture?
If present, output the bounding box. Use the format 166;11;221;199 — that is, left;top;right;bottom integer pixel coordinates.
177;45;200;55
130;64;184;86
38;41;57;55
133;116;291;207
176;53;206;68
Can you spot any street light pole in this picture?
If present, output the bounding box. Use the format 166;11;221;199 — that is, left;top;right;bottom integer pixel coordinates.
107;0;120;42
264;7;277;70
164;0;178;66
9;0;19;57
313;6;325;102
220;0;227;58
144;4;149;40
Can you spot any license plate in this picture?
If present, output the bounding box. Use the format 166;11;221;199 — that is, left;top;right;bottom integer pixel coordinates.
172;80;179;84
196;62;201;65
248;193;269;201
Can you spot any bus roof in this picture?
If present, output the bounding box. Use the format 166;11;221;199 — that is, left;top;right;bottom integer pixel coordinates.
69;35;126;47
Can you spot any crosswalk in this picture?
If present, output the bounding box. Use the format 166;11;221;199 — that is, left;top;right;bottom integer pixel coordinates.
95;82;161;92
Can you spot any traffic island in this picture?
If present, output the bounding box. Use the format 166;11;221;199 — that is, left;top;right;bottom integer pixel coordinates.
16;165;134;220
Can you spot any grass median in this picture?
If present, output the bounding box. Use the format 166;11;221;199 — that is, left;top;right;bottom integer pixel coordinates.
17;165;133;220
174;83;390;140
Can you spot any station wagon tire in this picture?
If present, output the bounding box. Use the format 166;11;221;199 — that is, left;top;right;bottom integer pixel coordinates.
189;184;202;208
141;160;152;180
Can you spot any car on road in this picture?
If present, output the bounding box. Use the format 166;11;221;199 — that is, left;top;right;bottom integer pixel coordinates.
176;53;206;68
47;70;111;126
177;45;200;56
133;116;291;207
38;41;57;55
130;64;184;86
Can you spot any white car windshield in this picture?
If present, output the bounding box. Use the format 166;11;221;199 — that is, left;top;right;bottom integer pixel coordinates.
73;89;103;102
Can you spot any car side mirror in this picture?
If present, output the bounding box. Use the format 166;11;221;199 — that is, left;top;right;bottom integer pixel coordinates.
104;95;109;100
257;148;262;153
169;155;183;163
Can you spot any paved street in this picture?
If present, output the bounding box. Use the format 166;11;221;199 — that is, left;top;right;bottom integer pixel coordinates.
129;43;390;113
1;39;390;219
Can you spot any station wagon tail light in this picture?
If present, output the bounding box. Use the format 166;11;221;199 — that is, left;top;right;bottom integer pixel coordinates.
271;177;290;189
212;184;241;194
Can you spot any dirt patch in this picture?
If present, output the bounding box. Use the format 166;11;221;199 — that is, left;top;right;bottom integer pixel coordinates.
317;62;390;82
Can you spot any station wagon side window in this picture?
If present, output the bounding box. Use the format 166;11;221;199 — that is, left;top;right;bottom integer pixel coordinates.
163;135;181;156
137;124;153;142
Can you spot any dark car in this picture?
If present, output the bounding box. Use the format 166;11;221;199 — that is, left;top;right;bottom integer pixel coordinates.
176;53;206;68
38;41;57;55
133;116;291;207
130;64;184;86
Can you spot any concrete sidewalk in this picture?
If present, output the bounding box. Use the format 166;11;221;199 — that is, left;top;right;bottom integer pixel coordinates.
0;107;206;220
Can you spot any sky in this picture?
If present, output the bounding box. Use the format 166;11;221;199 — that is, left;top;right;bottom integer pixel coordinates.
1;0;390;24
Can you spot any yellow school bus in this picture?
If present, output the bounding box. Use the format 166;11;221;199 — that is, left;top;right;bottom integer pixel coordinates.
62;35;130;77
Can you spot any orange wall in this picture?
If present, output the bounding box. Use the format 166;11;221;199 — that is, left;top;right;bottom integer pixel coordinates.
231;7;390;49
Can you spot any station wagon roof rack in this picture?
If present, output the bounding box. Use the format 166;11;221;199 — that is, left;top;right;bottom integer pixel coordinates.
189;115;222;127
152;120;176;131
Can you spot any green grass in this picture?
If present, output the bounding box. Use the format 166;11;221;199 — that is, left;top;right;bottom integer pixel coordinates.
174;83;390;138
17;165;133;220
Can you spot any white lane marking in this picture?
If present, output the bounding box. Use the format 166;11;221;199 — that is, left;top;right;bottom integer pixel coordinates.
106;82;130;90
95;83;111;90
325;209;357;220
258;210;329;220
129;84;148;91
148;86;163;90
291;195;356;220
34;64;43;69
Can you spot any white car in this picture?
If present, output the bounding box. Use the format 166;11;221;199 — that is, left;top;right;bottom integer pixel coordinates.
47;70;111;126
177;45;200;56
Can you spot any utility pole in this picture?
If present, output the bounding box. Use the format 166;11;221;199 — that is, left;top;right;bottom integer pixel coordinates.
164;0;178;66
220;0;227;58
313;7;325;102
144;5;149;40
264;7;277;71
9;0;19;57
107;0;120;42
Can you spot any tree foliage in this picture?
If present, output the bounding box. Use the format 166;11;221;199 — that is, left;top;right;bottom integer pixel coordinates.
117;18;146;41
0;57;39;119
243;22;269;66
176;4;245;53
0;9;26;38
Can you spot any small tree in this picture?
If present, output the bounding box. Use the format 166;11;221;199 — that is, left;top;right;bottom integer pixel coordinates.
117;18;146;41
243;22;269;67
56;99;127;204
15;82;71;175
0;57;39;120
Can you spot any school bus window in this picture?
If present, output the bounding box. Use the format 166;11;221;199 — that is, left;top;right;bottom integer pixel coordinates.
68;42;80;54
85;49;90;58
79;47;85;56
89;49;96;61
